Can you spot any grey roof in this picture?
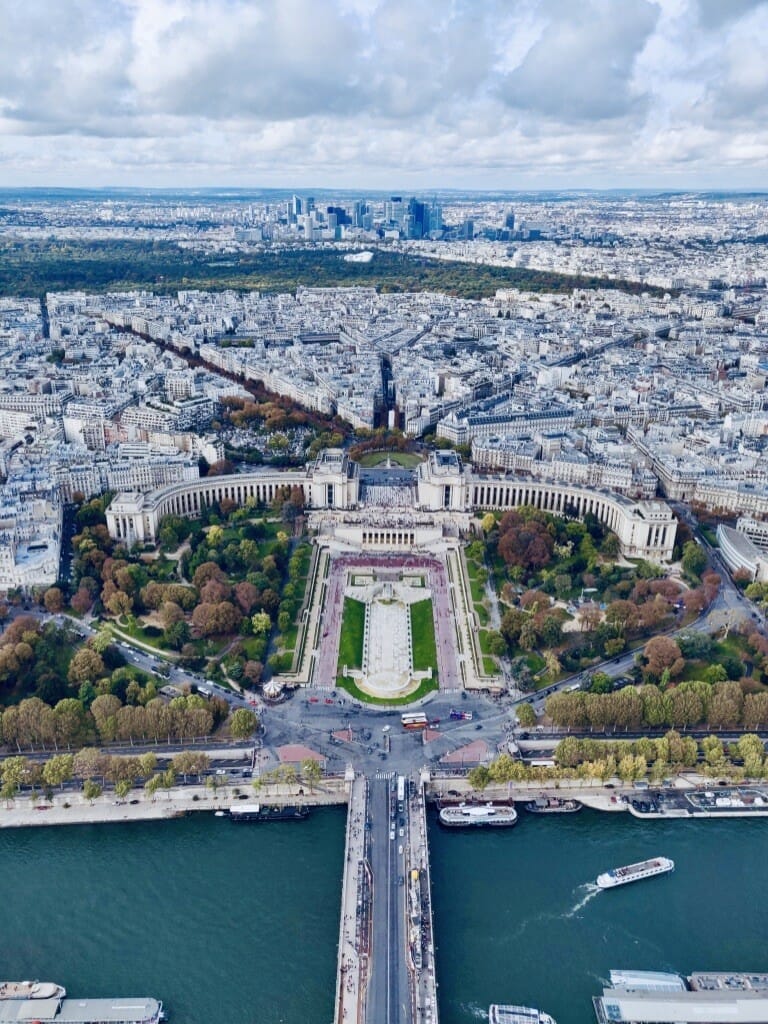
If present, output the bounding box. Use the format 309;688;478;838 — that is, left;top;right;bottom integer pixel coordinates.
0;998;160;1024
55;998;161;1023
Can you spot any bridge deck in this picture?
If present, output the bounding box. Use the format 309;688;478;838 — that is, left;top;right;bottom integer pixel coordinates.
335;772;439;1024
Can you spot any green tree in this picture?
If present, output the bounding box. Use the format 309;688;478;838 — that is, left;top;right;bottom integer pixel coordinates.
114;779;133;799
82;779;102;804
42;753;74;791
251;611;271;636
138;752;157;777
301;758;322;793
516;703;536;728
467;765;491;791
681;541;707;580
230;707;258;740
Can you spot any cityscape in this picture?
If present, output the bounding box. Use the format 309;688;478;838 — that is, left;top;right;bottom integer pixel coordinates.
2;2;768;1024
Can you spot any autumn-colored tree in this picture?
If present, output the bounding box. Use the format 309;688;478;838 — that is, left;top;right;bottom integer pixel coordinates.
43;587;64;614
67;647;106;685
70;587;94;615
642;636;685;681
234;581;260;615
192;561;227;589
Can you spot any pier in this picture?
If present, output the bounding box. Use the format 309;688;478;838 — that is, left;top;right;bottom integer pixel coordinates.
334;772;439;1024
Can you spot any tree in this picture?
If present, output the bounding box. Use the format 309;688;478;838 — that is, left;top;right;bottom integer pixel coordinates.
639;685;667;728
91;694;122;742
43;587;64;614
301;758;322;792
67;647;105;686
555;736;583;768
516;702;536;728
138;752;157;777
481;513;496;533
467;765;491;791
74;747;107;782
82;779;102;804
251;611;272;636
243;660;264;685
230;708;258;740
42;753;74;791
1;756;31;798
642;636;685;681
589;672;612;694
681;540;707;580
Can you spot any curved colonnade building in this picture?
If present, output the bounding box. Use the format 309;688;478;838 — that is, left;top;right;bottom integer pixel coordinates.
106;449;677;562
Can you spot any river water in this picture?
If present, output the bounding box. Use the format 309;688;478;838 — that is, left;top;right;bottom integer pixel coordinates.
1;807;767;1024
430;807;768;1024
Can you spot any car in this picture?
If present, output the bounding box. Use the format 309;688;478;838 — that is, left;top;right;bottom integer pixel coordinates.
475;723;483;730
309;697;319;703
324;698;334;705
398;828;404;838
398;875;404;886
215;769;227;776
129;799;140;804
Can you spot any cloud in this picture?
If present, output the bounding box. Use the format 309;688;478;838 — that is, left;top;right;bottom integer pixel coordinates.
0;0;765;186
498;0;660;122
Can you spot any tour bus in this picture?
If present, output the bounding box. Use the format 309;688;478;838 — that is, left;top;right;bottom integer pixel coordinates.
401;712;428;731
449;709;473;721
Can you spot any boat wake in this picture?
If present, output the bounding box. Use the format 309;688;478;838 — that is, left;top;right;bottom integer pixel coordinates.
460;1002;489;1020
564;883;601;919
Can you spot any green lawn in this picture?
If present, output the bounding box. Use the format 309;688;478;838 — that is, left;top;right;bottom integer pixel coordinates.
336;674;438;706
356;451;423;468
337;598;366;674
410;599;438;675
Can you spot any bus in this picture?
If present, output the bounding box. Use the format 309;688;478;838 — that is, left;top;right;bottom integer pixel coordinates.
397;776;405;804
401;712;428;731
449;709;473;721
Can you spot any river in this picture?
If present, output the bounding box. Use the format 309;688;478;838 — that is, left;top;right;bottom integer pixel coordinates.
1;807;767;1023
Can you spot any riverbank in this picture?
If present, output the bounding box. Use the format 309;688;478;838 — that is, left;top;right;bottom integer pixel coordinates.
0;779;349;829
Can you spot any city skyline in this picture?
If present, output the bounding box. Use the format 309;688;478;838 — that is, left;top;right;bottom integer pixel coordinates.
1;0;767;190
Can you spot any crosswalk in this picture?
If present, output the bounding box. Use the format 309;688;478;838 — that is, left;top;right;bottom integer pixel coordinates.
374;769;396;780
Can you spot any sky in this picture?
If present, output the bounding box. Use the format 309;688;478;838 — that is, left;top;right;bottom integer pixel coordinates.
0;0;767;190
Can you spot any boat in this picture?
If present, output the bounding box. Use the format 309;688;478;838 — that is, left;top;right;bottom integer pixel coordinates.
596;856;674;889
489;1003;557;1024
0;984;163;1024
524;797;582;814
438;802;518;828
228;803;309;822
0;982;66;1000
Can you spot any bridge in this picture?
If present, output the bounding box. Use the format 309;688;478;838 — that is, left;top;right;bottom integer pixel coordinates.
334;771;439;1024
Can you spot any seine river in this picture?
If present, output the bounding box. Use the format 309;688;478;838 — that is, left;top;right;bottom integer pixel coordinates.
1;807;768;1023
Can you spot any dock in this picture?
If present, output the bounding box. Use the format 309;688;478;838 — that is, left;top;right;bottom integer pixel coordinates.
334;772;439;1024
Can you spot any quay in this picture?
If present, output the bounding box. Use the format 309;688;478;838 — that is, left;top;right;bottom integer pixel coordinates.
334;771;439;1024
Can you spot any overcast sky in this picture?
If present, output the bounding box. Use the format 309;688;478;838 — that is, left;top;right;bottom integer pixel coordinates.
0;0;766;190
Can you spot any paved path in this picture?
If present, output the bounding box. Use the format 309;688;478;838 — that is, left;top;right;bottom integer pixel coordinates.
335;774;369;1024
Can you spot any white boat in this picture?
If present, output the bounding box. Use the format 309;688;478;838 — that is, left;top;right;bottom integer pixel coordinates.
489;1003;557;1024
596;856;674;889
0;982;66;1000
438;802;518;828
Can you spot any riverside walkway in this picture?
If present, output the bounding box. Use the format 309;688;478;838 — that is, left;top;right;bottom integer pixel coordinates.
334;771;439;1024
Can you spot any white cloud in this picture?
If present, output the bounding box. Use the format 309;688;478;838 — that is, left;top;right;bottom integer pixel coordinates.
0;0;765;186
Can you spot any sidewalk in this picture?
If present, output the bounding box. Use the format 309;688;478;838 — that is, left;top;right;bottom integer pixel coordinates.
0;780;348;829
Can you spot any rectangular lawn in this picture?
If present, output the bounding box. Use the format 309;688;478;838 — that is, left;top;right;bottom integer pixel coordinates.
336;597;366;674
410;598;438;676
